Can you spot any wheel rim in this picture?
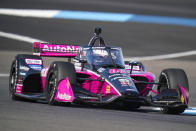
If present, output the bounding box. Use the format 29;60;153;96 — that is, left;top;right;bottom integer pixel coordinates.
47;73;57;100
9;67;16;94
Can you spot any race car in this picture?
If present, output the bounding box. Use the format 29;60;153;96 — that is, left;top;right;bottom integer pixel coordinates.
9;27;189;114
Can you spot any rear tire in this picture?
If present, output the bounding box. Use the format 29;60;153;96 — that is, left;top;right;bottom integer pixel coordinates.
45;61;76;105
158;68;189;114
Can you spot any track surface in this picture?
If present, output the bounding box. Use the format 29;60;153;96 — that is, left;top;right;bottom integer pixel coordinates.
0;0;196;131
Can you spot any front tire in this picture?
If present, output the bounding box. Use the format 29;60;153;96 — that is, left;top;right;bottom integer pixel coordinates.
45;61;76;105
9;60;21;100
158;68;189;114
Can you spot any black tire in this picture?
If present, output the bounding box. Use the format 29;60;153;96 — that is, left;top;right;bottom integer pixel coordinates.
9;60;21;100
158;68;189;114
45;61;76;105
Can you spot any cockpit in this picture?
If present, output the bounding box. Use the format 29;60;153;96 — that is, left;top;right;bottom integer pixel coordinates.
86;47;125;69
75;27;125;70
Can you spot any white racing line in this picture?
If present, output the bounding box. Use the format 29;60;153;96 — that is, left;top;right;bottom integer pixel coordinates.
0;8;59;18
0;31;46;44
0;31;196;115
124;50;196;61
0;31;46;77
0;73;9;77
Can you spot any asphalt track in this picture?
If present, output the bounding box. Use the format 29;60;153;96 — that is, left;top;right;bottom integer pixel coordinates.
0;0;196;131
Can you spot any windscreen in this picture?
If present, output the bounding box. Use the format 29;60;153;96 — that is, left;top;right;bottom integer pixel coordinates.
86;47;125;68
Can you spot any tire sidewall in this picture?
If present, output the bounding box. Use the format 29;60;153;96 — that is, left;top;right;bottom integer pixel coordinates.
45;66;58;104
9;60;19;100
159;69;189;103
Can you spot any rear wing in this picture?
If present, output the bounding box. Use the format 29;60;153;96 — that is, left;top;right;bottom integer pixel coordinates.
33;42;78;57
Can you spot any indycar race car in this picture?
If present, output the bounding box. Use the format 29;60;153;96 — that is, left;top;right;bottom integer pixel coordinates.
9;27;189;114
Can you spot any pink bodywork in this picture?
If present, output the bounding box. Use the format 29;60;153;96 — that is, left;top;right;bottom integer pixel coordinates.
76;70;120;96
40;68;121;102
179;84;188;104
15;76;23;94
40;66;156;102
55;77;75;102
40;63;189;104
16;84;23;94
40;67;49;92
131;71;156;96
109;69;126;74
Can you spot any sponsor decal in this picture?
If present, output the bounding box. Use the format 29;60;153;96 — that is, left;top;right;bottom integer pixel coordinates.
16;84;23;86
126;89;134;91
16;84;23;93
41;67;49;77
106;85;110;93
16;85;21;90
57;92;71;100
125;65;141;71
92;47;106;49
42;45;78;53
109;73;124;78
113;76;129;80
67;81;70;89
97;67;105;73
119;78;132;86
29;65;42;70
93;49;108;56
181;94;185;104
109;69;126;74
19;66;29;71
25;59;42;65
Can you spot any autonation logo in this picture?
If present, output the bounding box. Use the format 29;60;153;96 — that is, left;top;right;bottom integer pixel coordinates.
42;45;78;53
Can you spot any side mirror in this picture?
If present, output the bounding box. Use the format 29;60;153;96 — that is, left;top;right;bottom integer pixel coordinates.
79;59;87;71
129;61;137;74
